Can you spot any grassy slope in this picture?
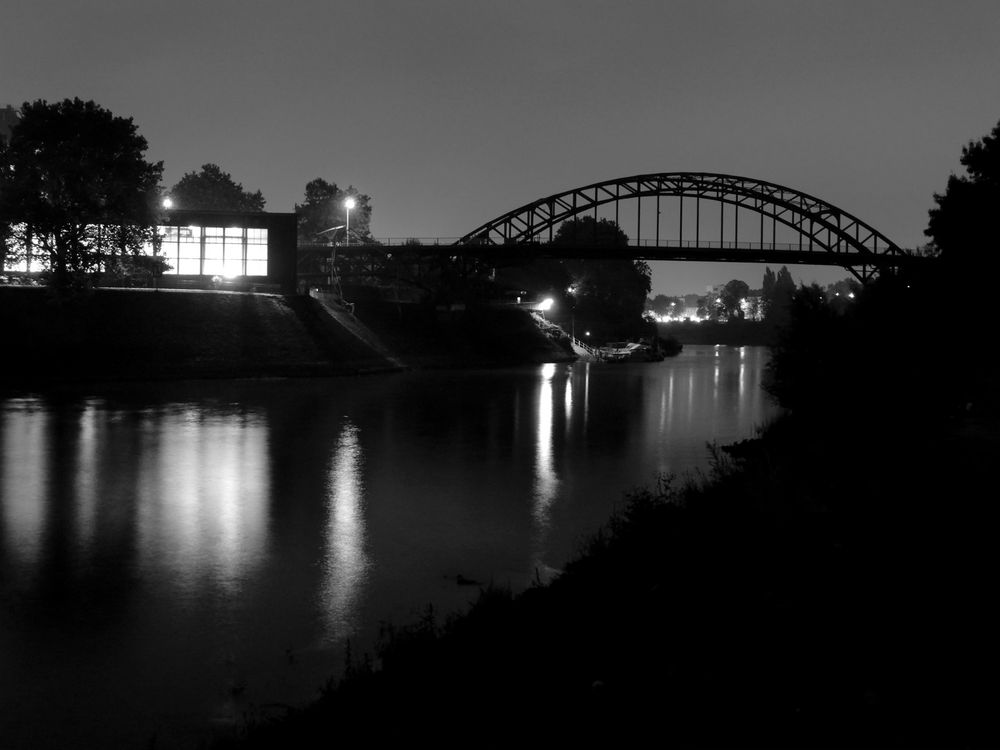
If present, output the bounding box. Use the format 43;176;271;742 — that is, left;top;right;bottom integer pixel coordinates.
352;300;576;368
0;287;397;384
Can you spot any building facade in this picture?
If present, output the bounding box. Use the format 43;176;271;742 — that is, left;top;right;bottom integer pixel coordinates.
153;209;297;292
2;209;298;293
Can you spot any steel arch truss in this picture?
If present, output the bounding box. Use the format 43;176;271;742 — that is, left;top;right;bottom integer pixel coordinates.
455;173;908;281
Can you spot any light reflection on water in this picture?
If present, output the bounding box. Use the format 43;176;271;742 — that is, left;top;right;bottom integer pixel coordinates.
0;346;776;748
320;421;369;644
134;409;270;597
1;405;49;574
532;363;560;578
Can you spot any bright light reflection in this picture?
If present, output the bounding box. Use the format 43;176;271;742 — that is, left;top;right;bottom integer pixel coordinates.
320;422;369;643
137;410;269;596
564;374;573;425
74;402;101;555
1;405;49;574
532;364;560;579
714;359;721;403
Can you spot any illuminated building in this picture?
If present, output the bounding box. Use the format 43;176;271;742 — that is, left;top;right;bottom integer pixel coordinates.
3;209;298;293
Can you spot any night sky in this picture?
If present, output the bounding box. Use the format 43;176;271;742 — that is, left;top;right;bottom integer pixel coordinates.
3;0;999;295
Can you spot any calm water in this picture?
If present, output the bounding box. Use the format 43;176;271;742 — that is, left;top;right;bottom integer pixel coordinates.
0;346;776;748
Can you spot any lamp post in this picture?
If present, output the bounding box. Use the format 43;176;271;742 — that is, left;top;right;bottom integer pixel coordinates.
344;196;356;247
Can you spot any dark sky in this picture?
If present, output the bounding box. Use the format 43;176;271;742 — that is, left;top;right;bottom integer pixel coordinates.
3;0;999;295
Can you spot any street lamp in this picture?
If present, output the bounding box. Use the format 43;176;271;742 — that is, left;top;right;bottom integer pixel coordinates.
344;196;357;247
162;197;174;209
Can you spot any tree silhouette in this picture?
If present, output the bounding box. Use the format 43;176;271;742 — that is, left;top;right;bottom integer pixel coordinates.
295;178;372;244
169;163;265;212
926;118;1000;272
0;98;163;288
649;294;682;317
552;217;651;340
720;279;750;320
761;265;795;326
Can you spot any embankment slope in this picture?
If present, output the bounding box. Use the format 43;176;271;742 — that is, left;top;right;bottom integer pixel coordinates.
0;287;397;385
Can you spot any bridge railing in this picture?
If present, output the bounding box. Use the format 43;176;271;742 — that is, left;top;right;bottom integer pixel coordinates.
570;335;603;359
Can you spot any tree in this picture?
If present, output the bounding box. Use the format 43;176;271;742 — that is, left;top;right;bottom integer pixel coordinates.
824;277;862;315
169;163;265;212
552;217;652;340
553;215;629;246
0;98;164;288
926;118;1000;271
649;294;683;317
295;178;372;244
719;279;750;320
761;265;795;326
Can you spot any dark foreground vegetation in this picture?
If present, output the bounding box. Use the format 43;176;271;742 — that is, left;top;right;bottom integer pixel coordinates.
219;266;1000;748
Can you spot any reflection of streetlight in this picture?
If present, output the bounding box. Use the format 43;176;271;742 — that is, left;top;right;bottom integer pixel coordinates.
344;196;357;247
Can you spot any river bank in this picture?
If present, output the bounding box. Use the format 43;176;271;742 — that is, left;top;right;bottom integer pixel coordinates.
219;400;1000;748
350;298;576;369
0;288;571;388
657;318;775;346
214;275;1000;747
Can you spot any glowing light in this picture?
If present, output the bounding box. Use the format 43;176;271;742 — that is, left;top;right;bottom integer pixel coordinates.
537;298;554;312
162;197;174;209
344;196;357;210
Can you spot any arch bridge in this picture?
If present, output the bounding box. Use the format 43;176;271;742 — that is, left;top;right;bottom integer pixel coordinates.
454;172;920;282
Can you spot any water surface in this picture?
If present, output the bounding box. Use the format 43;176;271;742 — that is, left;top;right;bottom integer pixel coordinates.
0;345;776;748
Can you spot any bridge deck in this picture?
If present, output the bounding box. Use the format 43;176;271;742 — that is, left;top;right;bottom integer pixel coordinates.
318;239;926;269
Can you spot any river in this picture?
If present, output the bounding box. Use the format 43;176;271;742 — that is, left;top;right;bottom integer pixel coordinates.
0;345;776;748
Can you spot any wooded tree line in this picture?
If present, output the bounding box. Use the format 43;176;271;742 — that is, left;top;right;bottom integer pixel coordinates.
0;98;373;287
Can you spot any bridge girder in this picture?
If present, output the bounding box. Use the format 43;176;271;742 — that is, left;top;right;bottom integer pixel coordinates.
454;173;911;282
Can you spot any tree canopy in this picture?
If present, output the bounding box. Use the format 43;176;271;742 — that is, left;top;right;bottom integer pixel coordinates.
761;265;795;325
0;98;164;288
649;294;683;317
169;163;265;212
554;217;652;341
926;118;1000;270
295;178;372;244
720;279;750;320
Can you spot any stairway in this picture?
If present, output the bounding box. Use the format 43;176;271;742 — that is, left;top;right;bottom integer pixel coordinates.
308;290;407;370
